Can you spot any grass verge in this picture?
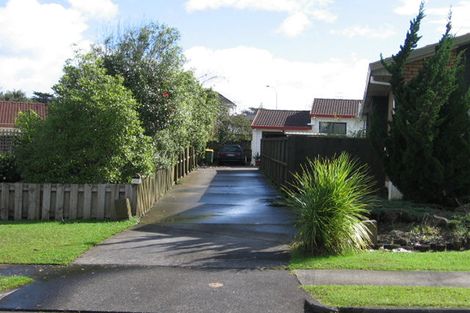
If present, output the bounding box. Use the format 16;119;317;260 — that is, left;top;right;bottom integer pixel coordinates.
0;276;33;292
290;250;470;271
304;285;470;308
0;219;137;265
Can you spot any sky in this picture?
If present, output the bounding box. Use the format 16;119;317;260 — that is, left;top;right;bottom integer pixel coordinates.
1;0;470;111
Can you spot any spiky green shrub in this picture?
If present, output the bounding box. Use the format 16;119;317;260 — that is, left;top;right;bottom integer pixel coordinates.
284;153;374;255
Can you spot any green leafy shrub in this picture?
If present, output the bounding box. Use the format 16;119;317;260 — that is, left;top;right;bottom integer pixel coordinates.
448;214;470;245
284;153;374;255
0;153;21;182
15;53;155;183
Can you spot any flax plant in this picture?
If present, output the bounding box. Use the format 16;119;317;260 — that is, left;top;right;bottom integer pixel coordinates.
284;153;375;255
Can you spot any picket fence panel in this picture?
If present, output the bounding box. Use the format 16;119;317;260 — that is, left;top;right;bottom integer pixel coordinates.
0;182;136;221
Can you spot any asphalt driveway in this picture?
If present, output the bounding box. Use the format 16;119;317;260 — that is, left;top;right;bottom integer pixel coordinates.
74;167;296;268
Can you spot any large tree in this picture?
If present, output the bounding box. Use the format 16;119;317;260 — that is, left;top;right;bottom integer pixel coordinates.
96;23;219;166
382;5;470;204
32;91;54;104
15;53;155;183
0;89;30;102
98;23;184;135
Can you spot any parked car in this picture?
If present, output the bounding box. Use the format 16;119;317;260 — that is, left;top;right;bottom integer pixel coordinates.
218;144;246;165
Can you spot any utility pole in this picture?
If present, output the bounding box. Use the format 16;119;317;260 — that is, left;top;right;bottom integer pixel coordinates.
266;85;278;109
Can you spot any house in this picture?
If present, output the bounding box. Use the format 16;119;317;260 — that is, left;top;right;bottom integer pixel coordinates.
0;101;48;152
0;101;47;129
362;32;470;135
250;109;311;164
310;98;365;137
217;92;237;114
250;98;366;164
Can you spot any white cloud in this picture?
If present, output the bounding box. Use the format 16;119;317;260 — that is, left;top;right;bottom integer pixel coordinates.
310;8;337;22
394;0;423;16
331;25;396;39
277;12;311;37
0;0;118;94
185;46;369;111
428;1;470;34
185;0;337;37
394;0;470;36
68;0;118;20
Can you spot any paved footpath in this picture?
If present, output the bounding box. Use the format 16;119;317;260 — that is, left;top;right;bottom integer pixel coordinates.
295;269;470;287
0;167;318;313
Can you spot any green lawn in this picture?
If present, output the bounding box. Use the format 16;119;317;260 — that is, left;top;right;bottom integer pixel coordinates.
290;250;470;271
304;285;470;308
0;219;137;265
0;276;33;292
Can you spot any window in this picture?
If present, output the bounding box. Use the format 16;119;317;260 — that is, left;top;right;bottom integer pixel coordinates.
319;122;347;135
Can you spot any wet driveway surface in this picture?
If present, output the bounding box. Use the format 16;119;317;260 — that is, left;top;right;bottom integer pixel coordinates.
74;167;296;268
0;168;312;313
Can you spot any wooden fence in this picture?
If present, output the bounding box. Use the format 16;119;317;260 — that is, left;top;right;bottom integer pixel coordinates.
0;146;198;221
260;137;289;187
261;136;385;193
0;182;136;221
136;147;196;217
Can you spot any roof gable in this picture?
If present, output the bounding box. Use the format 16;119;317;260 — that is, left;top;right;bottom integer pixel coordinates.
311;98;361;118
251;109;311;130
370;32;470;72
0;101;48;128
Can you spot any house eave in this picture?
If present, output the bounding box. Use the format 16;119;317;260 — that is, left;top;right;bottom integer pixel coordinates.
251;125;311;131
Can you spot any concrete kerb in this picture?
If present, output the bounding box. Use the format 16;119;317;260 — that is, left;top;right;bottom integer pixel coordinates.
304;301;470;313
339;308;470;313
304;299;339;313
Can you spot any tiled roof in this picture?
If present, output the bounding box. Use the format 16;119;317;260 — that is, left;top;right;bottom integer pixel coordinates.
311;98;361;118
0;101;48;128
251;109;311;130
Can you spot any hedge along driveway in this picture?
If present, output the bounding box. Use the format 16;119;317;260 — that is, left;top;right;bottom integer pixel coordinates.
0;219;136;265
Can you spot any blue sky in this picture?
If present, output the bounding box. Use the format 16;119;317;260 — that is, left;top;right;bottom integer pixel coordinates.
1;0;469;110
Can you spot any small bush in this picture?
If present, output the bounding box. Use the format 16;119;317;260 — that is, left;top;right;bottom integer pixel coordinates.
448;214;470;245
0;153;21;182
284;153;375;255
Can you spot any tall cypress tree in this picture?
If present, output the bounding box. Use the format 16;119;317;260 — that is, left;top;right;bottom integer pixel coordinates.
433;49;470;204
381;3;426;201
382;5;470;204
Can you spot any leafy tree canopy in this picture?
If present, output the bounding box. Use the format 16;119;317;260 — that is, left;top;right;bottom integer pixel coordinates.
98;23;184;135
0;89;30;102
96;23;220;166
32;91;54;104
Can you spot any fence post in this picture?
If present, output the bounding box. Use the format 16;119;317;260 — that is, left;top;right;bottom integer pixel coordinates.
0;183;8;220
14;183;23;220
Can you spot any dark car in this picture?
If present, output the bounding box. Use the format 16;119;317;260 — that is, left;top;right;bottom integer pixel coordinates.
218;144;246;165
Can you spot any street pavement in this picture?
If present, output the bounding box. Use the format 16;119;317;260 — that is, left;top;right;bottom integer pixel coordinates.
0;167;316;313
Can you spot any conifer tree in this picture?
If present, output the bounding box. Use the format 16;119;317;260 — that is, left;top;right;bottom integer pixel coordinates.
382;5;470;204
433;49;470;204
